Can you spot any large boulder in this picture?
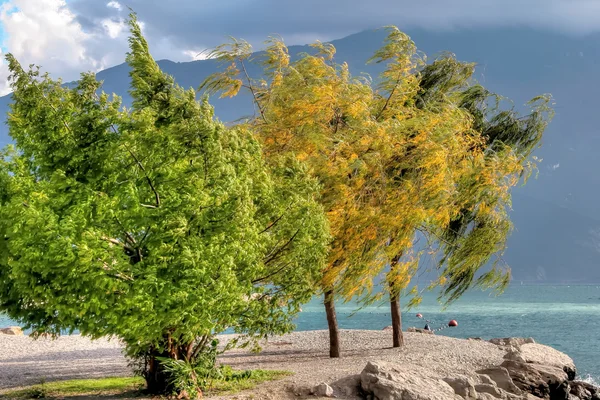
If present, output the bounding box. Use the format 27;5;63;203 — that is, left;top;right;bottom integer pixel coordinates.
518;344;576;380
570;381;600;400
332;374;362;398
500;360;569;399
0;326;23;335
443;376;478;399
476;367;522;395
361;361;460;400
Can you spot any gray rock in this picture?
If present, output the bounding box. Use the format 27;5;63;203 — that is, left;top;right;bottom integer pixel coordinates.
518;343;576;379
361;361;460;400
476;366;522;395
475;383;507;399
0;326;23;335
285;383;312;397
570;381;593;400
480;375;496;386
443;376;478;399
332;374;361;397
313;382;334;398
504;350;527;363
479;394;502;400
489;338;535;349
500;360;568;399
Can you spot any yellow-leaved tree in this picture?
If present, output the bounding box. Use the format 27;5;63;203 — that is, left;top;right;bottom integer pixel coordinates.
199;27;553;356
379;53;553;346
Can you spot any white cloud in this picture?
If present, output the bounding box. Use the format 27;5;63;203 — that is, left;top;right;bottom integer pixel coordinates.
0;0;108;94
101;17;126;39
4;0;600;97
106;1;122;11
0;0;190;96
182;49;209;61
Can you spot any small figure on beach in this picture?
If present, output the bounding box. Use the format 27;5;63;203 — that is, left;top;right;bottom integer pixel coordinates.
424;324;431;331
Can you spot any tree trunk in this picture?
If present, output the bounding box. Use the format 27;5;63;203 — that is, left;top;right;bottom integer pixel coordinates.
324;290;340;358
390;293;404;348
143;340;197;396
144;352;174;395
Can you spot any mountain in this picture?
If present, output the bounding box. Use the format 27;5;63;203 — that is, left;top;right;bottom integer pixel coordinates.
1;27;599;283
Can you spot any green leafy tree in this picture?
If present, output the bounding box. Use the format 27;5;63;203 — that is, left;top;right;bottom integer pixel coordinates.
0;14;329;396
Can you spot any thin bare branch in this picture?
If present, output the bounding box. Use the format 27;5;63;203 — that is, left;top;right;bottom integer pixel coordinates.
264;229;300;265
239;59;267;122
125;145;160;208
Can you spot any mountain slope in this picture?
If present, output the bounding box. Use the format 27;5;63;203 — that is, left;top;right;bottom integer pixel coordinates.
1;27;599;283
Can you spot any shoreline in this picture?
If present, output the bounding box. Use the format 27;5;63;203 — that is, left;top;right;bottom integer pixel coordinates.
1;329;597;399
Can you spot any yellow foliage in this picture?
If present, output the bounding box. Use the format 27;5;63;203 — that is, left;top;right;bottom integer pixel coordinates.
199;26;551;306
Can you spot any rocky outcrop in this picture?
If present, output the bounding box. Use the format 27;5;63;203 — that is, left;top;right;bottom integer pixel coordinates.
499;359;568;399
517;343;577;381
360;361;460;400
569;381;600;400
0;326;23;335
476;366;522;395
355;337;597;400
443;376;478;400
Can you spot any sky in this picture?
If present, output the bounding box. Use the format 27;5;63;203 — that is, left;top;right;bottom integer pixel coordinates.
0;0;599;95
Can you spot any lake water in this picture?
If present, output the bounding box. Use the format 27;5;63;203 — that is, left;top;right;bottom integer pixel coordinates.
2;285;598;383
293;285;600;383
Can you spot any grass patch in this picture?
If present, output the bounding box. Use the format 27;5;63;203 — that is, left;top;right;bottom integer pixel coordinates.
1;377;145;399
0;370;292;399
203;369;291;396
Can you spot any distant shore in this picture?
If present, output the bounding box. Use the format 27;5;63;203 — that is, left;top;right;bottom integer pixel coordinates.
1;329;592;400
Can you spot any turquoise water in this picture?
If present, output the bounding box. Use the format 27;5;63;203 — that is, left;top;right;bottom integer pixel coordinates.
293;285;600;382
2;285;599;382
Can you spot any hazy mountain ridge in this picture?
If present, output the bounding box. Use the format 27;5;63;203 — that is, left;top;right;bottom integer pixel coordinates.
1;27;599;283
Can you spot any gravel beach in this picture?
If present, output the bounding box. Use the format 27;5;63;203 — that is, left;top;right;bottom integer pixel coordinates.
0;329;507;399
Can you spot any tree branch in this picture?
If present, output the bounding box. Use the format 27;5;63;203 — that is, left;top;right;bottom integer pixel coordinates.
100;236;134;251
252;261;293;284
259;206;292;234
263;229;300;265
239;59;267;122
125;145;161;208
114;217;137;247
375;72;404;121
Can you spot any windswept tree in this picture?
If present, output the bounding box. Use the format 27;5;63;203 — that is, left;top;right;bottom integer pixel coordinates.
417;56;553;305
380;55;553;346
0;14;329;396
200;27;535;356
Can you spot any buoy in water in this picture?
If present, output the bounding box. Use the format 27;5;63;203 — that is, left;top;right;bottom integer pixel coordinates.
416;313;423;318
448;319;458;327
